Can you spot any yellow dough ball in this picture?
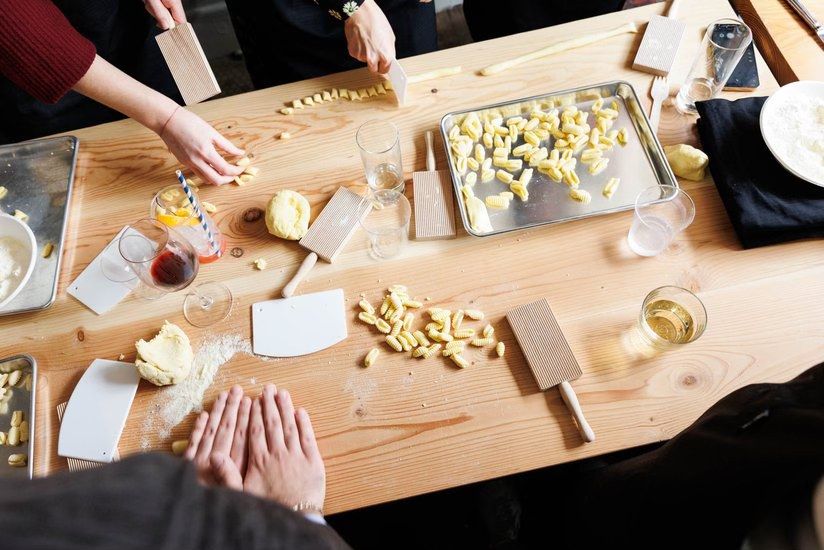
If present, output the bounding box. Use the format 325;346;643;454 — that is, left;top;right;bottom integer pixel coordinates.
664;144;709;182
265;190;310;240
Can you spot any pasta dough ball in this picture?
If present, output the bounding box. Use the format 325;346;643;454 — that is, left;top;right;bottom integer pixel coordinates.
664;144;709;182
134;322;193;386
265;190;310;240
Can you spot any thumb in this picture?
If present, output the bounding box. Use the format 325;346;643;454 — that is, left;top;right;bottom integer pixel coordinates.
210;453;243;491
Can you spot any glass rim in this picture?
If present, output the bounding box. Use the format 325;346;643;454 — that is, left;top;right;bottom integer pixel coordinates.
706;18;752;51
119;218;169;265
633;184;695;229
153;185;197;215
356;120;400;155
641;285;708;344
358;191;411;233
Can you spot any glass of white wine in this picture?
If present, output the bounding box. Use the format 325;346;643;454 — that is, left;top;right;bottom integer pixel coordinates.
638;286;707;350
356;120;404;194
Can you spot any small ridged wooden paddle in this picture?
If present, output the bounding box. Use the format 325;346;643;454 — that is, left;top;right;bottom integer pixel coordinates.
282;187;370;298
506;299;595;443
413;130;456;240
155;23;221;105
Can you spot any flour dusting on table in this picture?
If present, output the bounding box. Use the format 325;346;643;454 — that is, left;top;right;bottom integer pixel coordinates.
141;332;252;446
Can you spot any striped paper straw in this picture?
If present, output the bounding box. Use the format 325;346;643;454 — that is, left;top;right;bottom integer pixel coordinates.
176;170;221;257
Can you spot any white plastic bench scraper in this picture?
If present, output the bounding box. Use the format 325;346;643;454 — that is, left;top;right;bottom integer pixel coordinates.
58;359;140;463
253;288;348;357
388;59;408;106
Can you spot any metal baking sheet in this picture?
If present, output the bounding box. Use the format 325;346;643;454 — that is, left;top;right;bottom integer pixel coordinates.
0;136;77;314
439;81;677;237
0;355;37;479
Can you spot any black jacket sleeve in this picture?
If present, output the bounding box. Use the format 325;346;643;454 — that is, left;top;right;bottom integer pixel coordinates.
0;453;351;550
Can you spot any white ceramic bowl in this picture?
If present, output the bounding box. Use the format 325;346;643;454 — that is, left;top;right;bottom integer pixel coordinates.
0;213;37;309
760;80;824;187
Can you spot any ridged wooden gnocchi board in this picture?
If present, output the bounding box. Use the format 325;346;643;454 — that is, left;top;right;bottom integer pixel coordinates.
506;299;582;390
632;15;686;76
299;187;370;263
414;171;456;240
155;23;220;105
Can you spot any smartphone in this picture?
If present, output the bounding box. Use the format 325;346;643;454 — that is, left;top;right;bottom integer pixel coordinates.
712;24;760;91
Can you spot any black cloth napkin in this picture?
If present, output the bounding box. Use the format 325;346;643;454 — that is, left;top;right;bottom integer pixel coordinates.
695;96;824;249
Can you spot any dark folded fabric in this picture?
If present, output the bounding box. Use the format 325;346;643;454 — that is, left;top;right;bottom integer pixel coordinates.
695;97;824;249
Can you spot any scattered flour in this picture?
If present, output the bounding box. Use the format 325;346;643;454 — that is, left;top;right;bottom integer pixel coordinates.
0;237;27;301
141;332;252;447
763;94;824;183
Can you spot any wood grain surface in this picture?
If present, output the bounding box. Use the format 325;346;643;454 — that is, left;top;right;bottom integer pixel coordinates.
3;0;819;516
735;0;824;84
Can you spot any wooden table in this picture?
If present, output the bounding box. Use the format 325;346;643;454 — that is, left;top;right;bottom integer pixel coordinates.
736;0;824;84
4;0;820;515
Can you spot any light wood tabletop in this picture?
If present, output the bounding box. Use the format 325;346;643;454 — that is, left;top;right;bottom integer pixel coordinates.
736;0;824;83
3;0;820;515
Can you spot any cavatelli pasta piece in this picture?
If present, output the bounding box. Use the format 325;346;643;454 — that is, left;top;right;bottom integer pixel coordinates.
485;195;509;209
603;177;620;199
358;312;377;325
465;309;485;320
364;348;380;368
385;335;403;352
359;300;375;314
588;158;609;175
471;337;494;347
496;342;506;357
496;170;514;184
413;330;431;347
482;324;495;338
569;188;592;204
453;328;475;339
451;354;470;368
375;319;391;334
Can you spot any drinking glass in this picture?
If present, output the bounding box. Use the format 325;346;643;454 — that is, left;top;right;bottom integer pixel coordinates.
150;184;226;264
359;189;411;259
675;18;752;114
356;120;404;193
119;219;232;326
627;185;695;257
637;286;707;350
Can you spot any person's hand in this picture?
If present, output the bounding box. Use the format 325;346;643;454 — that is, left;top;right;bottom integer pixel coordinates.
184;385;252;489
160;107;246;186
243;385;327;514
344;0;396;74
144;0;186;30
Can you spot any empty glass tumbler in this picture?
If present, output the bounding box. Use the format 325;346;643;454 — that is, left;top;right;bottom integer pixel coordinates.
359;189;411;260
356;120;404;193
675;18;752;113
627;185;695;257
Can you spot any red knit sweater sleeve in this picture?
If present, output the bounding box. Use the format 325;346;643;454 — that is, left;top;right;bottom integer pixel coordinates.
0;0;96;104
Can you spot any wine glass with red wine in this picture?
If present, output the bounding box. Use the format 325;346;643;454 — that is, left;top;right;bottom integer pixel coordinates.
119;219;233;326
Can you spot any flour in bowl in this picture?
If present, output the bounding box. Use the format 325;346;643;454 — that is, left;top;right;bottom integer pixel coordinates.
763;94;824;183
0;237;27;301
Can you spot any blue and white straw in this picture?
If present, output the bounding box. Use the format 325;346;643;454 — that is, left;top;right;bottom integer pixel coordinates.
176;170;221;257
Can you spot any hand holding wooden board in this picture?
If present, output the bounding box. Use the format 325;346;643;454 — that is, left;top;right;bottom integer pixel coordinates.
480;22;638;76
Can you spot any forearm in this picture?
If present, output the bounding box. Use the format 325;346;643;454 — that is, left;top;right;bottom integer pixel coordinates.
73;54;179;134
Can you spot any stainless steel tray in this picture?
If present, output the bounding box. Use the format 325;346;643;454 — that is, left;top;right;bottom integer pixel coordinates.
0;355;37;479
439;81;677;237
0;136;77;314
